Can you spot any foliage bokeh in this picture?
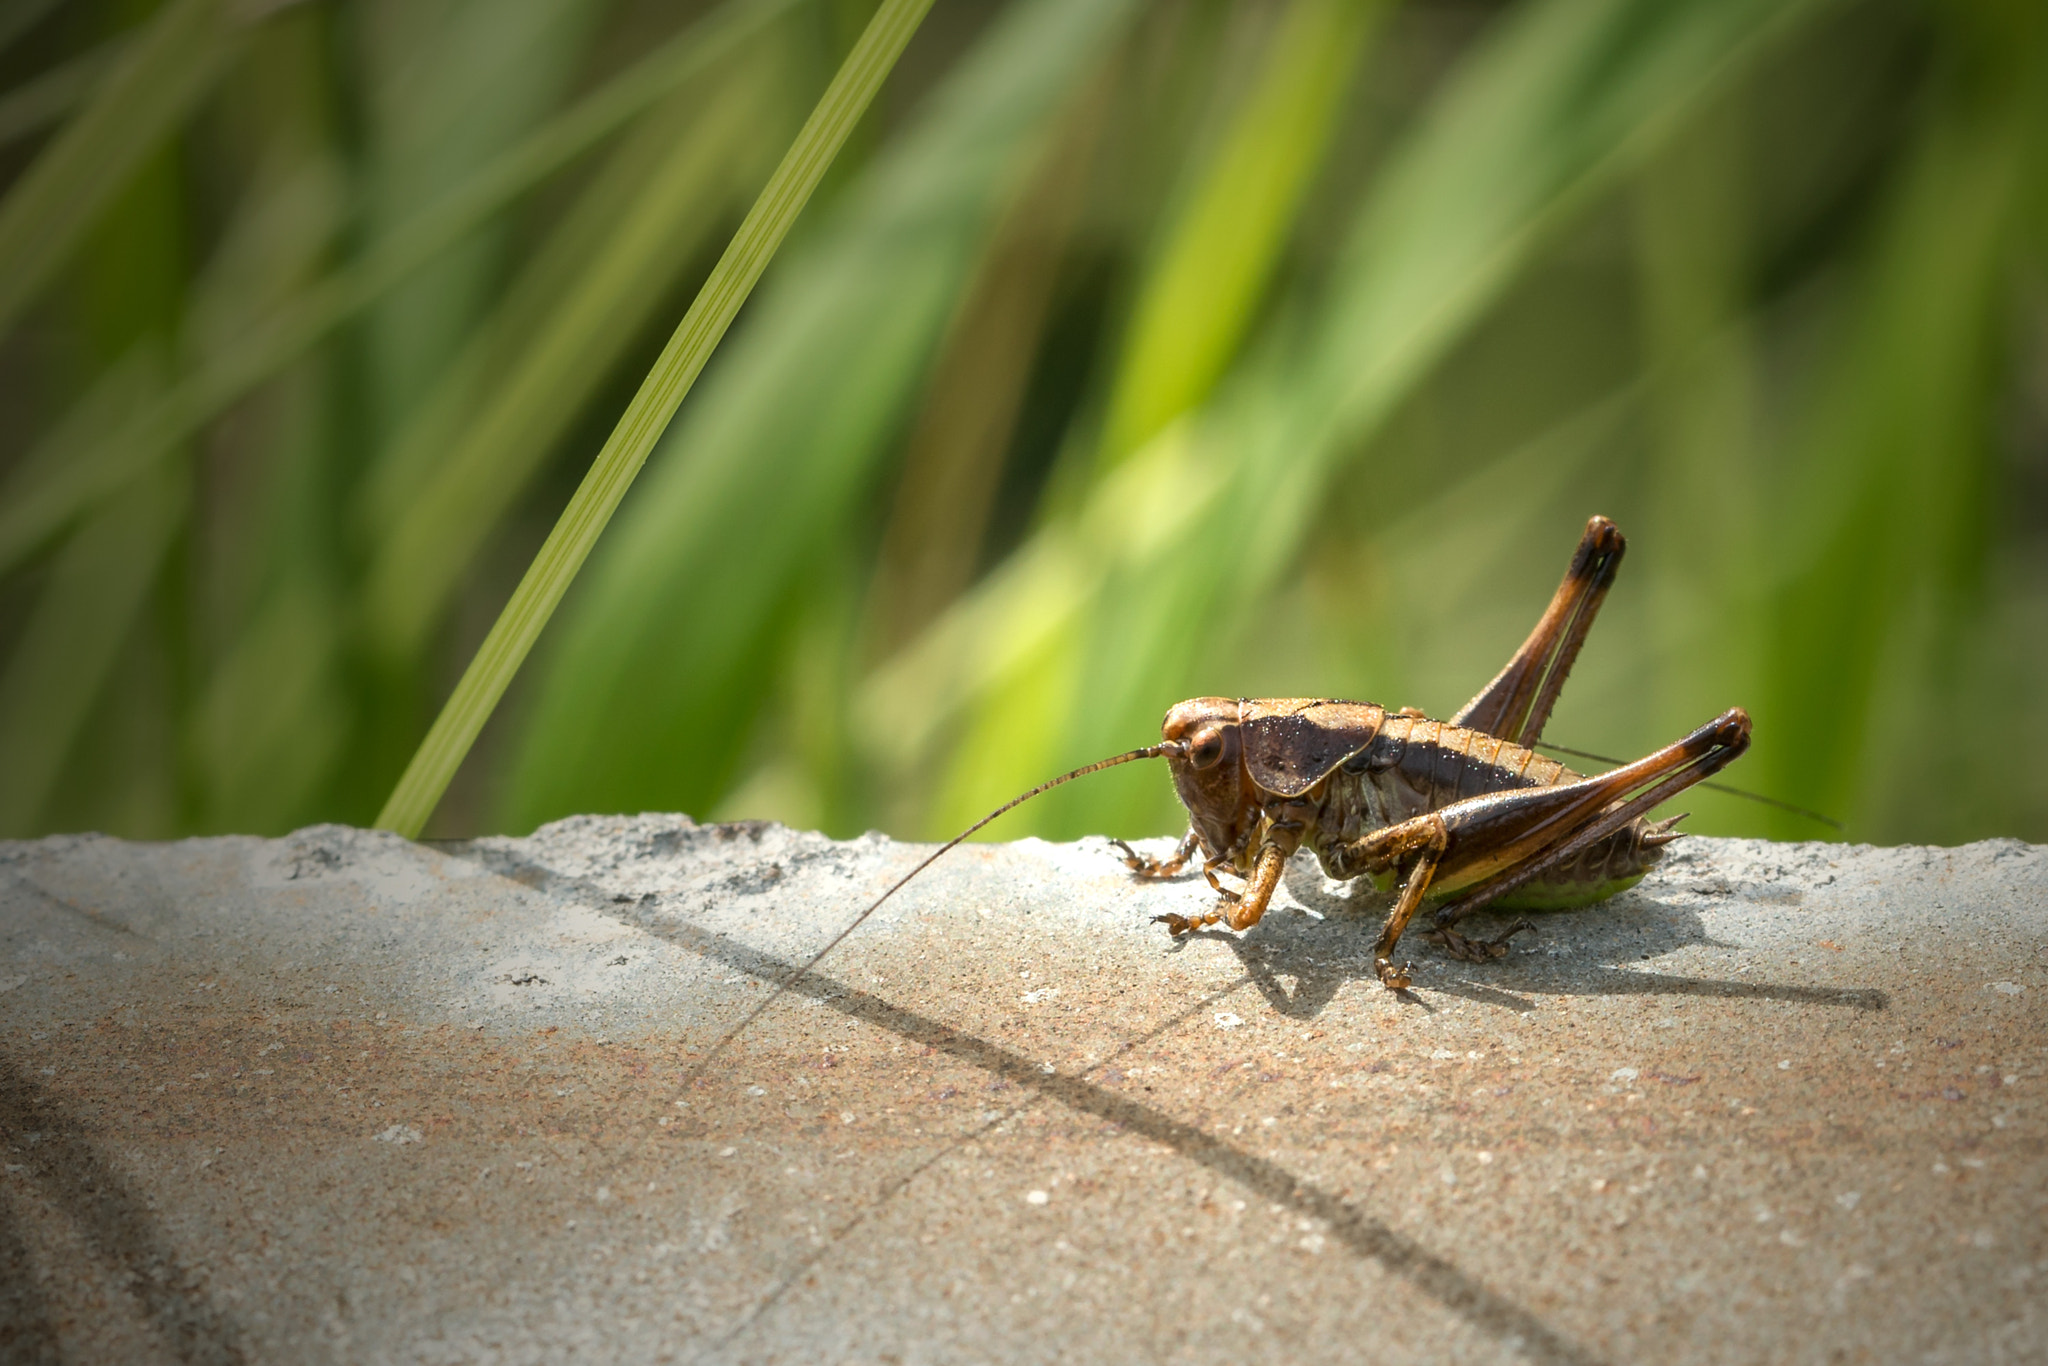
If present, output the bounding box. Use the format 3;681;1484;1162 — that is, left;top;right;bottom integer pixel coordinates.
2;0;2045;848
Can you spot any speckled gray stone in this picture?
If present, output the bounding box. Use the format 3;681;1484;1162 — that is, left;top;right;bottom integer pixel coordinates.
1;820;2042;1364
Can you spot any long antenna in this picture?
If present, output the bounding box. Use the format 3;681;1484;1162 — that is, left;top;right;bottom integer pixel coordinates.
1533;740;1843;831
681;742;1182;1083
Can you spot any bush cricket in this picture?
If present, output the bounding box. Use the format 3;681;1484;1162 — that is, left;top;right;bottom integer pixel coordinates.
701;516;1750;1066
1115;515;1750;988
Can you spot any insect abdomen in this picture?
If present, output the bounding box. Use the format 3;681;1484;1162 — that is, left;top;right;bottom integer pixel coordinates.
1327;715;1670;905
1344;716;1572;811
1484;822;1663;909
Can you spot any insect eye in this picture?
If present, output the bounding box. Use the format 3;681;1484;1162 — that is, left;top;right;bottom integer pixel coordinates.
1189;730;1226;769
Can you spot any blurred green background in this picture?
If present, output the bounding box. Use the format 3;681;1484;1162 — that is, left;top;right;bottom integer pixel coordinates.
1;0;2044;849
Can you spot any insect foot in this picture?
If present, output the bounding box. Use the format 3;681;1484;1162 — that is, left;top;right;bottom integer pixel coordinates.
1152;911;1219;937
1375;957;1413;991
1111;837;1191;879
1425;919;1537;963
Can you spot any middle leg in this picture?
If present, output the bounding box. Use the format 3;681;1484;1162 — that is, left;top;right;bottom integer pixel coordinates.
1370;820;1449;989
1320;811;1455;988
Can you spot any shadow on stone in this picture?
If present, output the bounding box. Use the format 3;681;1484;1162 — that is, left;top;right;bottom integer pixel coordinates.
0;1175;62;1366
0;1055;246;1365
473;846;1608;1366
1208;862;1895;1017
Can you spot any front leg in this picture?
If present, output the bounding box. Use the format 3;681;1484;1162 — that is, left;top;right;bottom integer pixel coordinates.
1155;828;1296;937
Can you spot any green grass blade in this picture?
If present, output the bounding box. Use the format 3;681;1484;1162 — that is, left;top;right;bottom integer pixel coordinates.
0;0;62;57
0;0;242;336
0;448;184;836
190;575;350;832
1623;101;1768;834
374;0;938;838
360;65;776;662
861;105;1101;660
356;52;782;528
499;0;1143;833
175;14;356;834
0;0;804;579
1759;59;2041;839
0;353;166;830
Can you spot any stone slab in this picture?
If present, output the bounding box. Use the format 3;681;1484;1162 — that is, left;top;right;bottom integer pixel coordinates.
1;819;2043;1364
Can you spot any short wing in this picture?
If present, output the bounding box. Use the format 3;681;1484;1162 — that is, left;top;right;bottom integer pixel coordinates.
1240;699;1387;797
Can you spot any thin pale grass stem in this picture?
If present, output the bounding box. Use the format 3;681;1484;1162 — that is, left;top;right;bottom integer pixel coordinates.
375;0;937;838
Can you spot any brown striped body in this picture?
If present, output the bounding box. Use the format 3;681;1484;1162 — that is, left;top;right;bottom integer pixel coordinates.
1137;520;1747;983
1308;712;1666;905
1163;699;1670;910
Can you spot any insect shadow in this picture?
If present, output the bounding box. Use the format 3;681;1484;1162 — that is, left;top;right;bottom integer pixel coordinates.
1173;856;1888;1020
467;845;1608;1366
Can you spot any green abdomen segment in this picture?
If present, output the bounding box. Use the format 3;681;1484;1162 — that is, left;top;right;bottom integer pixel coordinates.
1429;820;1665;908
1486;870;1649;910
1370;864;1649;910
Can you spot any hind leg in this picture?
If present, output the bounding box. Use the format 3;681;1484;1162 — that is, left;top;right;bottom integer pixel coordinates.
1451;515;1626;747
1425;918;1538;963
1328;710;1750;987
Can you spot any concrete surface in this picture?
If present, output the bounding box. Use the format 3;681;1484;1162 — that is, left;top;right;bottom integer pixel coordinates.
0;817;2042;1365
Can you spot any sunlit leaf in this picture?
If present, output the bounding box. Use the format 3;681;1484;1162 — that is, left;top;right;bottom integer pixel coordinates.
1098;0;1382;466
881;0;1843;839
1759;44;2043;838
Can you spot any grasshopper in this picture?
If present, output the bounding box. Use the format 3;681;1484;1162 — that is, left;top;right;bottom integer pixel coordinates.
700;516;1748;1066
1111;515;1749;989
